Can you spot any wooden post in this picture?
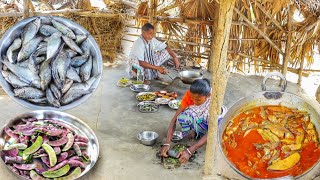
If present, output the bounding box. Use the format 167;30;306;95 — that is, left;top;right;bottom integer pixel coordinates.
298;46;306;86
149;0;154;24
204;0;236;176
208;2;219;72
282;5;294;78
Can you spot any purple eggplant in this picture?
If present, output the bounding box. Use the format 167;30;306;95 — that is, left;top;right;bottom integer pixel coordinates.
74;134;89;143
48;136;68;147
41;156;50;168
48;160;68;171
13;163;36;170
54;147;61;155
5;156;24;164
74;141;88;148
57;152;69;163
68;156;82;161
73;143;82;156
44;120;75;133
2;148;19;157
4;127;19;139
68;159;86;168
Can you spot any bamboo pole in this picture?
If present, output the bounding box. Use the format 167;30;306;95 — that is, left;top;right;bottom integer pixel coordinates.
157;4;179;15
282;5;294;78
204;0;236;176
23;0;29;18
298;47;306;86
149;0;154;24
0;9;82;18
255;2;285;32
233;7;285;56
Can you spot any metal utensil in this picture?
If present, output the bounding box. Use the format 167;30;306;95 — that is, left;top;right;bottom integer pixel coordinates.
137;131;159;146
0;110;99;180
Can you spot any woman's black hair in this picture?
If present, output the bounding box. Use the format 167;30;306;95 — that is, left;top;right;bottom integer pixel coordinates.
190;78;211;96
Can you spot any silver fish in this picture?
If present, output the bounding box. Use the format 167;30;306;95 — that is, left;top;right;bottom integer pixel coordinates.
51;50;70;89
21;18;41;45
17;60;29;68
80;55;92;82
39;24;60;36
80;39;91;55
66;67;81;82
91;56;99;77
14;87;45;99
75;67;80;75
46;88;60;108
1;60;40;89
50;83;61;100
1;70;29;88
34;56;46;65
7;38;22;63
62;36;83;54
28;53;39;74
28;98;47;104
47;32;62;60
60;88;92;105
50;18;76;39
69;76;97;91
61;79;73;94
39;60;52;91
17;37;43;62
70;54;89;67
75;34;88;44
66;49;78;58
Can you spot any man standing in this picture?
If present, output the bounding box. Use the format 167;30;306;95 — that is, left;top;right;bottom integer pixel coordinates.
127;23;180;83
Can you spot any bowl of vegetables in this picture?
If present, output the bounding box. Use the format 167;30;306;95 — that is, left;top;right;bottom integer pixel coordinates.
0;110;99;179
168;100;181;110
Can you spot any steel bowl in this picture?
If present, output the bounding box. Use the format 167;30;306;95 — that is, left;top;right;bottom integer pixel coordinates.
136;92;157;101
179;71;203;84
137;101;160;113
137;131;159;146
0;110;99;180
130;84;150;93
0;16;103;111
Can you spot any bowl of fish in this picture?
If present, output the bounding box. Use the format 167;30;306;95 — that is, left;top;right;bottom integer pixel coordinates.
0;110;99;180
0;16;103;110
168;100;181;110
137;101;160;113
136;92;157;101
130;84;150;93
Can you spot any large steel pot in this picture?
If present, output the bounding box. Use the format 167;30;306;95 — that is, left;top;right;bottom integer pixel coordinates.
179;70;203;84
0;16;103;111
218;72;320;179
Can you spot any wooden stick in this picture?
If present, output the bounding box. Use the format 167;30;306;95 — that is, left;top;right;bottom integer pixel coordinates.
204;0;236;176
40;0;54;10
0;9;82;18
23;0;29;18
298;46;306;86
255;2;285;32
233;7;284;56
282;5;294;78
157;4;179;15
149;0;154;23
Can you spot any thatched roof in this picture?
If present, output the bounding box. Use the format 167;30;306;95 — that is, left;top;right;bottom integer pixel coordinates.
134;0;320;75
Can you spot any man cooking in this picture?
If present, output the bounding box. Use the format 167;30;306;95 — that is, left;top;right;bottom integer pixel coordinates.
127;23;180;84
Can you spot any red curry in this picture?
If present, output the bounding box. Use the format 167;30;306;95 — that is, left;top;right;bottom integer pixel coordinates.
222;105;320;178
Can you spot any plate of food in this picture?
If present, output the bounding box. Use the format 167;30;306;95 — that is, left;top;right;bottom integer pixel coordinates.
155;91;178;99
155;98;170;105
168;99;181;110
137;101;160;113
130;84;150;93
0;110;99;180
136;92;157;101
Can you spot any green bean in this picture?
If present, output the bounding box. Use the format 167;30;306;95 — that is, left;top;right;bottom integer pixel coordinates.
54;167;81;180
42;143;57;167
42;164;70;178
23;136;43;155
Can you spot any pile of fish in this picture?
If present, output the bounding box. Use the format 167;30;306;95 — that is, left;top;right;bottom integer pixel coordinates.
0;16;100;108
1;117;90;179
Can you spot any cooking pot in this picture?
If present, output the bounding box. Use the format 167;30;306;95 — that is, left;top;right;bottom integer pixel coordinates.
218;72;320;179
179;70;203;84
